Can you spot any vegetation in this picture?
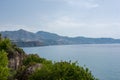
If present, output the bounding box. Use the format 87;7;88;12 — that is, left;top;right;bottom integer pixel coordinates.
0;35;9;80
0;34;25;80
23;54;52;66
0;35;25;55
0;34;98;80
29;61;98;80
0;50;9;80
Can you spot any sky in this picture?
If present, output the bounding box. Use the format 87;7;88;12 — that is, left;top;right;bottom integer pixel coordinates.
0;0;120;38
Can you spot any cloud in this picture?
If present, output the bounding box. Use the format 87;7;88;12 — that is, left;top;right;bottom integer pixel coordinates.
44;16;119;30
0;16;120;38
0;24;37;32
64;0;99;9
43;16;85;31
0;25;26;31
41;16;120;38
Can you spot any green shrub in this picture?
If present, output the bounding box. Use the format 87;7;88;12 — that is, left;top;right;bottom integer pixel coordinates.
29;61;98;80
23;54;52;66
0;50;9;80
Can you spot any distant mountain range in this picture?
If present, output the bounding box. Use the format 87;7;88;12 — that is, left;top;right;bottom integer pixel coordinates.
1;29;120;47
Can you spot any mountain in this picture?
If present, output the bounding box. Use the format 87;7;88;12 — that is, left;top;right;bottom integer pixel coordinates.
36;31;61;40
1;29;120;47
0;29;42;41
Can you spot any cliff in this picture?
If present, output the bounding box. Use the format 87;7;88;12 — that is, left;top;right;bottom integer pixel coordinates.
7;48;25;70
0;35;26;70
0;35;42;80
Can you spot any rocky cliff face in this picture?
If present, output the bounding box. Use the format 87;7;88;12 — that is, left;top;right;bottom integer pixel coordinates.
5;46;26;70
6;47;43;80
8;51;25;70
0;35;42;80
19;63;42;80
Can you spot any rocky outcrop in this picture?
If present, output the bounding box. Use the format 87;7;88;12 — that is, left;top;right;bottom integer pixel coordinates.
8;51;24;70
0;35;42;80
7;47;26;70
15;63;42;80
24;63;42;76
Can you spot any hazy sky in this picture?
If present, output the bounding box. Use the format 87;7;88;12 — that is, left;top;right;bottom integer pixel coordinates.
0;0;120;38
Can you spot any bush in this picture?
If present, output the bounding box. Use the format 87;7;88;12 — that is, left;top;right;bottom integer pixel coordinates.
0;38;12;51
23;54;52;66
29;61;98;80
0;50;9;80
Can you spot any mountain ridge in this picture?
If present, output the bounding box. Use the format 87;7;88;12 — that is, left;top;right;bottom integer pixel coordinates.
1;29;120;47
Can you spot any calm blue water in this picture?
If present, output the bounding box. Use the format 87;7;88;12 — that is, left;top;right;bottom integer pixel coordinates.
22;44;120;80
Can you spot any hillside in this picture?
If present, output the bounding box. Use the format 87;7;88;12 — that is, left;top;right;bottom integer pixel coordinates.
1;29;120;47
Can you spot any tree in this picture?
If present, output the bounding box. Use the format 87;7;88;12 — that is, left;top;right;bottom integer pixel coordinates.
23;54;52;66
0;38;12;51
29;61;98;80
0;50;9;80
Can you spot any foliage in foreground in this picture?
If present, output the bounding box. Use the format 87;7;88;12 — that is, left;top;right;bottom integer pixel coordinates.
23;54;52;66
0;50;9;80
29;61;98;80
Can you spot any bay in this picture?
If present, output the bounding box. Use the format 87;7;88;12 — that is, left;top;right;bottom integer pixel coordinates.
22;44;120;80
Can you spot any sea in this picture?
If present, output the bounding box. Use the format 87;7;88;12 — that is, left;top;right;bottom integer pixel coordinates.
22;44;120;80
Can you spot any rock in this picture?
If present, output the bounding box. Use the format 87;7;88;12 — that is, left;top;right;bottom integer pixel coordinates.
7;49;26;70
16;63;42;80
27;63;42;73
